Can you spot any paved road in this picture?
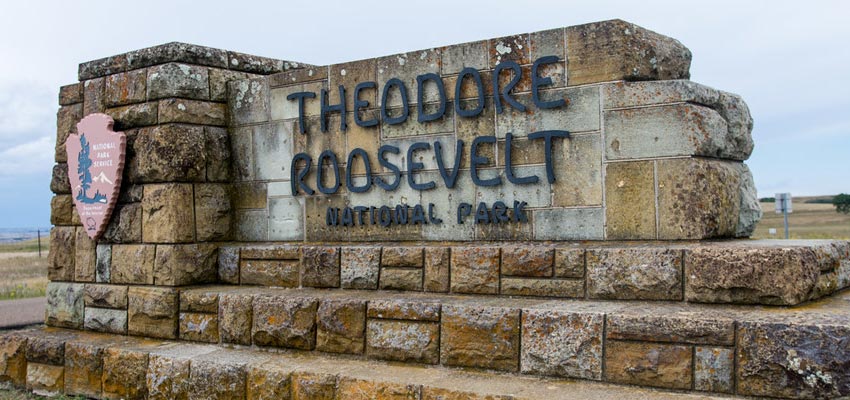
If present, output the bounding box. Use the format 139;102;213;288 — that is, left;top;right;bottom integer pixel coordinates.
0;297;45;329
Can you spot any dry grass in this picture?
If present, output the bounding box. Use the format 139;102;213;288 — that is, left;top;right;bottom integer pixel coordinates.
0;238;50;254
0;382;84;399
0;253;48;301
752;198;850;240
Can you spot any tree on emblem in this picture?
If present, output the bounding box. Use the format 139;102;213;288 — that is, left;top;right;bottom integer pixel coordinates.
76;134;107;204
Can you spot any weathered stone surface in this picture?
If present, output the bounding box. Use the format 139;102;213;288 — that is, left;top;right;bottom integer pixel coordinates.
141;183;195;243
133;125;206;183
521;310;603;380
367;300;441;322
379;268;424;291
586;248;682;300
179;313;219;343
50;195;73;226
204;126;231;182
102;347;148;400
194;183;233;241
229;77;270;125
0;335;27;387
604;341;692;390
252;295;318;350
83;77;106;115
500;278;583;298
50;163;70;194
110;244;155;284
606;314;734;345
565;19;691;85
95;245;111;283
737;322;850;399
217;246;240;284
366;320;440;364
291;372;337;399
154;244;217;286
127;287;178;339
64;341;103;398
74;228;96;282
219;293;253;345
147;354;191;400
656;158;741;240
604;161;656;240
341;246;380;289
105;69;147;107
424;247;450;293
48;227;75;281
736;163;762;237
241;244;301;260
83;284;128;309
146;62;209;100
533;208;605;240
554;248;585;278
450;247;500;294
26;363;64;397
84;307;127;334
158;98;226;125
102;203;142;243
45;282;84;329
59;83;83;105
685;245;820;305
338;377;420;399
422;387;515;400
247;361;293;400
105;102;158;129
382;247;424;268
180;290;219;313
302;246;340;288
241;260;300;287
695;347;733;393
316;299;366;355
56;103;82;163
501;246;553;277
26;334;66;365
441;305;520;372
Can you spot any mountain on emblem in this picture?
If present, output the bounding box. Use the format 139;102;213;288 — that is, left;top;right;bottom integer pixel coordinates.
65;114;126;239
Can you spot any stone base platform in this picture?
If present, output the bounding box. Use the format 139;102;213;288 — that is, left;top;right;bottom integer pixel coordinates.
16;286;850;399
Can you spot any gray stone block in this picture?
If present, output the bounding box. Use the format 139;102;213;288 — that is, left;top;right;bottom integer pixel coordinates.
45;282;84;329
146;63;210;100
533;208;603;240
84;308;127;334
268;196;304;241
228;77;270;126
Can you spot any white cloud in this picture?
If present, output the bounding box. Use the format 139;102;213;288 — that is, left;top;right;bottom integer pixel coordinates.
0;135;54;178
0;82;56;147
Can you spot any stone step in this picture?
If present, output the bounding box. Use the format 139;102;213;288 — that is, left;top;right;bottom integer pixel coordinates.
2;327;735;400
208;239;850;306
45;284;850;398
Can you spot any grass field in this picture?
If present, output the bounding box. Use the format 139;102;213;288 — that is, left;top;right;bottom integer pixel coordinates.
752;197;850;239
0;239;50;301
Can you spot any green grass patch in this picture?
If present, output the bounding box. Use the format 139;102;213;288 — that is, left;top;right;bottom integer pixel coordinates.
0;254;48;301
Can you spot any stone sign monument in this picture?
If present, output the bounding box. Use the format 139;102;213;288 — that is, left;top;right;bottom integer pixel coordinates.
1;19;848;399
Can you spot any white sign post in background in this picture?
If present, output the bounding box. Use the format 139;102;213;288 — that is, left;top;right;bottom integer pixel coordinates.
775;192;792;239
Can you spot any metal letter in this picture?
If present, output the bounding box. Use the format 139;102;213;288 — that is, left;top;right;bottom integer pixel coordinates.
286;92;316;134
454;67;485;118
532;56;566;109
416;73;447;122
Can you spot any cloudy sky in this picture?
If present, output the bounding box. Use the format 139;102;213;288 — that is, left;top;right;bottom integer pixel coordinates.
0;0;847;228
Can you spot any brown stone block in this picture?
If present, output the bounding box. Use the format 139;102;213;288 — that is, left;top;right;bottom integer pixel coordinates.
252;295;318;350
329;58;376;104
450;247;500;294
127;287;178;339
381;247;424;268
79;53;128;81
521;309;603;379
566;19;691;86
337;377;420;400
188;359;247;400
158;98;226;126
489;34;530;68
606;314;735;346
64;341;103;398
316;299;366;355
247;361;293;400
500;278;583;298
204;126;231;182
179;289;219;313
50;194;73;226
110;244;155;284
83;77;106;115
367;299;440;322
424;247;450;293
604;341;692;390
422;387;514;400
105;69;147;107
554;248;585;278
219;293;254;345
379;268;423;291
147;353;191;400
59;83;83;105
241;244;301;260
366;320;440;364
376;48;440;107
105;102;158;130
102;347;148;400
440;305;520;371
241;260;300;287
142;183;195;243
501;246;553;277
133;124;206;183
586;248;683;301
154;243;217;286
305;196;350;242
604;161;656;240
179;313;219;343
233;182;268;210
56;103;82;162
656;158;740;240
25;334;66;365
302;246;340;288
291;372;337;399
552;134;603;207
0;335;27;387
48;226;75;281
146;62;209;100
341;246;380;290
102;203;142;243
26;363;64;396
695;346;733;394
74;227;96;282
50;163;70;194
83;284;128;309
209;69;252;102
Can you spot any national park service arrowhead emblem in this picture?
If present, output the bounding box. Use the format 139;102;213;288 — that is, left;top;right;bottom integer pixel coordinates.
66;113;126;240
